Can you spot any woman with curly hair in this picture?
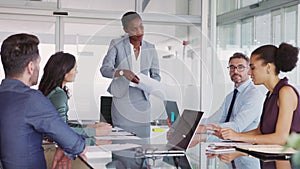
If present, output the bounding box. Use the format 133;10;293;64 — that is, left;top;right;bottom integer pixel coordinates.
219;43;300;168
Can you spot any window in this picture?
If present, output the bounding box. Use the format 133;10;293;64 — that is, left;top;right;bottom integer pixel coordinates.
217;0;237;15
255;13;271;45
241;0;260;8
284;6;297;45
217;23;238;49
271;10;282;45
0;14;55;88
241;18;253;49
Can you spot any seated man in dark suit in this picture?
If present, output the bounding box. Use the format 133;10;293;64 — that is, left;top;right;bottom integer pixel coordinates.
0;33;87;169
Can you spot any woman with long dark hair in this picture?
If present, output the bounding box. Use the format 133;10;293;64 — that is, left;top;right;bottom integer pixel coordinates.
39;52;112;145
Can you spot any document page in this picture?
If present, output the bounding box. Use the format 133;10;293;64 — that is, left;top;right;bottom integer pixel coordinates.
206;146;236;154
95;135;141;140
206;142;251;154
97;143;141;151
86;146;112;158
86;143;141;158
210;142;252;147
108;130;135;136
130;73;166;100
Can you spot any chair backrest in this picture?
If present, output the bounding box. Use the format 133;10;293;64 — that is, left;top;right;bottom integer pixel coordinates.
100;96;113;126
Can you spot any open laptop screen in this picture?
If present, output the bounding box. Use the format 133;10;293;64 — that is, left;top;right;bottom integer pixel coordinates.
164;100;180;124
168;110;203;150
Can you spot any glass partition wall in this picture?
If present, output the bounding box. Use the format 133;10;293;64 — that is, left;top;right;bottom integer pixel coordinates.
0;14;56;86
60;0;202;120
0;0;201;121
63;17;202;120
216;0;300;114
1;0;299;121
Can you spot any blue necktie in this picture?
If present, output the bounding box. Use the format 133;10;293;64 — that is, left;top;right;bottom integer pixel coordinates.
225;89;238;122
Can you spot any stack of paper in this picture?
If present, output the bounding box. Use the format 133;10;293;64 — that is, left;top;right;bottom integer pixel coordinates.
209;142;252;147
206;146;236;154
206;142;251;154
86;146;112;158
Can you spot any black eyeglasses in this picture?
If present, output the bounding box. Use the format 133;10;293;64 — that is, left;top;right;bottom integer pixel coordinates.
227;65;248;72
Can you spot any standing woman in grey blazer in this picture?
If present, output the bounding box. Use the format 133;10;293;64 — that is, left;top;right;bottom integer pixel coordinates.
100;11;161;138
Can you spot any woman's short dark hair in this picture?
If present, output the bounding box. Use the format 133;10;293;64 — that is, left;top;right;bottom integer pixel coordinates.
0;33;39;77
39;52;76;97
121;11;142;29
251;42;299;74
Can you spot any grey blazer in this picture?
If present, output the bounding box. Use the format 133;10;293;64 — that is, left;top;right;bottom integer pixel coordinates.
100;35;161;99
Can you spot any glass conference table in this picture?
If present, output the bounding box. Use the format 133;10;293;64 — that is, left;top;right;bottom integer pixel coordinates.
78;143;298;169
70;131;300;169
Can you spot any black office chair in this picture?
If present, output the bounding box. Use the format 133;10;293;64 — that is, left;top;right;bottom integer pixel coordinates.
100;96;113;126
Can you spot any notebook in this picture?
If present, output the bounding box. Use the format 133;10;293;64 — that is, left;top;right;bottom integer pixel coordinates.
138;109;203;157
164;100;180;124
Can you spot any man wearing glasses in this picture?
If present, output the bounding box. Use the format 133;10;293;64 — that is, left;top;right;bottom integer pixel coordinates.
197;53;264;141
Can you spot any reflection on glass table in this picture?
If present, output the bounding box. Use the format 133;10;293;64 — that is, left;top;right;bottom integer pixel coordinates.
201;142;297;169
80;140;300;169
105;148;193;169
80;137;201;169
78;134;300;169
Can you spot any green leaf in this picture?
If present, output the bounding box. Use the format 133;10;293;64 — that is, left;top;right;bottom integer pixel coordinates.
286;133;300;149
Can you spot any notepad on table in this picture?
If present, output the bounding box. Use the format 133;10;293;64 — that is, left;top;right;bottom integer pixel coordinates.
86;146;112;158
206;142;251;154
206;146;236;154
86;143;141;158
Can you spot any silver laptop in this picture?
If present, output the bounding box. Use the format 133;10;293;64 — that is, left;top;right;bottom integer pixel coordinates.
138;109;203;157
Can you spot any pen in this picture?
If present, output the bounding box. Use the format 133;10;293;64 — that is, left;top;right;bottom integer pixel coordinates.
125;133;136;136
112;129;125;132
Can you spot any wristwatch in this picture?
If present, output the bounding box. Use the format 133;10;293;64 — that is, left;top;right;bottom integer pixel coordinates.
119;70;124;76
